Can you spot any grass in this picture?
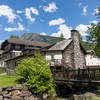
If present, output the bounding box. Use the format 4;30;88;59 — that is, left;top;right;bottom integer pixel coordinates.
0;75;20;87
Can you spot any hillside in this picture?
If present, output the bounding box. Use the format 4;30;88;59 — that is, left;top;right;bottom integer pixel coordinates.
21;33;61;44
21;33;93;50
82;42;95;50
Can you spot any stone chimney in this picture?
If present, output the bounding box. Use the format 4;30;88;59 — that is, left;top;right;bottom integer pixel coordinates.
71;30;85;69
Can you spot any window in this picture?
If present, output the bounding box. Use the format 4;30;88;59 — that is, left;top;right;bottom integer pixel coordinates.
15;45;20;49
66;56;70;63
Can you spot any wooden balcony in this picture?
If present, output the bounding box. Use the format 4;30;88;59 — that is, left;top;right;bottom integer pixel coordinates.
50;59;62;66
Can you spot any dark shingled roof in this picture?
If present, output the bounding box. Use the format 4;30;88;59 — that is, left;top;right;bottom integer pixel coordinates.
48;39;72;51
3;38;50;47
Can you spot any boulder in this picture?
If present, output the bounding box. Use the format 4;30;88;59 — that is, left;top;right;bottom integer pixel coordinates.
10;95;23;100
0;88;2;95
9;90;21;96
3;98;9;100
71;92;98;100
42;93;48;99
71;94;79;100
19;91;32;97
24;96;37;100
0;95;3;100
12;84;22;91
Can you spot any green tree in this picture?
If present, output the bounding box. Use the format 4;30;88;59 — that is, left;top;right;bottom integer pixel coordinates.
16;51;55;95
79;33;84;45
87;23;100;56
95;6;100;18
10;34;19;38
59;33;65;41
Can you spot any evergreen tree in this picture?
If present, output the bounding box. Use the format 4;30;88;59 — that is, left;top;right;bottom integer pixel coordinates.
10;34;19;38
59;33;65;41
87;23;100;56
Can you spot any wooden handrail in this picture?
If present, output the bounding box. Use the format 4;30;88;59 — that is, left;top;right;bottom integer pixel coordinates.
51;67;100;81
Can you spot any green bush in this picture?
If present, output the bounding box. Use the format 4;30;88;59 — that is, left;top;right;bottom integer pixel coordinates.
16;51;55;95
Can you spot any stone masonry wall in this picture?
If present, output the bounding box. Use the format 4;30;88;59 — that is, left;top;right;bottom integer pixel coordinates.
62;42;74;69
71;30;86;69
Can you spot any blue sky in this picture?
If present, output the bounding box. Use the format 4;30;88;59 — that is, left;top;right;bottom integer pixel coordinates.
0;0;99;42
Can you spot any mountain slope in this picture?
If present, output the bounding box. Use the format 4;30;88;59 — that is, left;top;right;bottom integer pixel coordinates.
21;33;93;50
21;33;61;44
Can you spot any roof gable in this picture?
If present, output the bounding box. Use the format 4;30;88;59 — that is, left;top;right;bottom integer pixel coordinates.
2;38;49;48
48;39;72;51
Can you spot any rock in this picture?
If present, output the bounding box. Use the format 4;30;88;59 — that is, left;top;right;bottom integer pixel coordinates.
83;92;96;97
33;97;39;100
71;94;79;100
71;92;98;100
9;90;21;96
3;98;9;100
50;93;57;98
42;93;48;99
3;94;11;98
0;95;3;100
22;84;29;91
24;96;36;100
2;86;12;92
0;84;39;100
10;95;23;100
12;84;22;91
0;88;2;92
2;90;8;95
0;88;2;95
20;91;32;97
5;87;12;92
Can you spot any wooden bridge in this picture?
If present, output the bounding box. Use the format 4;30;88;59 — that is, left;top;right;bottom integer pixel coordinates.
51;66;100;85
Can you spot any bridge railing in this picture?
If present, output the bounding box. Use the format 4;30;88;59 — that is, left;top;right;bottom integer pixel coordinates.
51;67;100;81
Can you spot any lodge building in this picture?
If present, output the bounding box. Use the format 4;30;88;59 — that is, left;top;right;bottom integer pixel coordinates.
0;30;97;71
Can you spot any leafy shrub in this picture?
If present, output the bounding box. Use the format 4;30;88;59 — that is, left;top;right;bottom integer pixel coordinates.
16;51;55;94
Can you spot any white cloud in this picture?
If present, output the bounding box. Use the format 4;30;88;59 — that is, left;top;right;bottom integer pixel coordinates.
16;10;23;14
40;32;47;35
30;7;39;15
78;2;82;7
82;5;88;16
0;5;16;23
76;24;89;36
25;8;35;22
43;2;57;13
4;23;24;32
25;7;39;22
49;18;65;26
89;20;98;24
51;24;72;39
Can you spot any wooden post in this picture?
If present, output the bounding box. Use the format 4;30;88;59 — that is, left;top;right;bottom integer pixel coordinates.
78;68;80;79
88;67;90;80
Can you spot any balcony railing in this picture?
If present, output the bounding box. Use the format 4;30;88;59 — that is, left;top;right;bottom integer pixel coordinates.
50;59;62;66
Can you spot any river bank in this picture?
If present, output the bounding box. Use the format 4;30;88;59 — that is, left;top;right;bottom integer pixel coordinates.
0;84;100;100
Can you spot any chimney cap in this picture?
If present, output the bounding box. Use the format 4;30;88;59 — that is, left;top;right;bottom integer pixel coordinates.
71;30;78;33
